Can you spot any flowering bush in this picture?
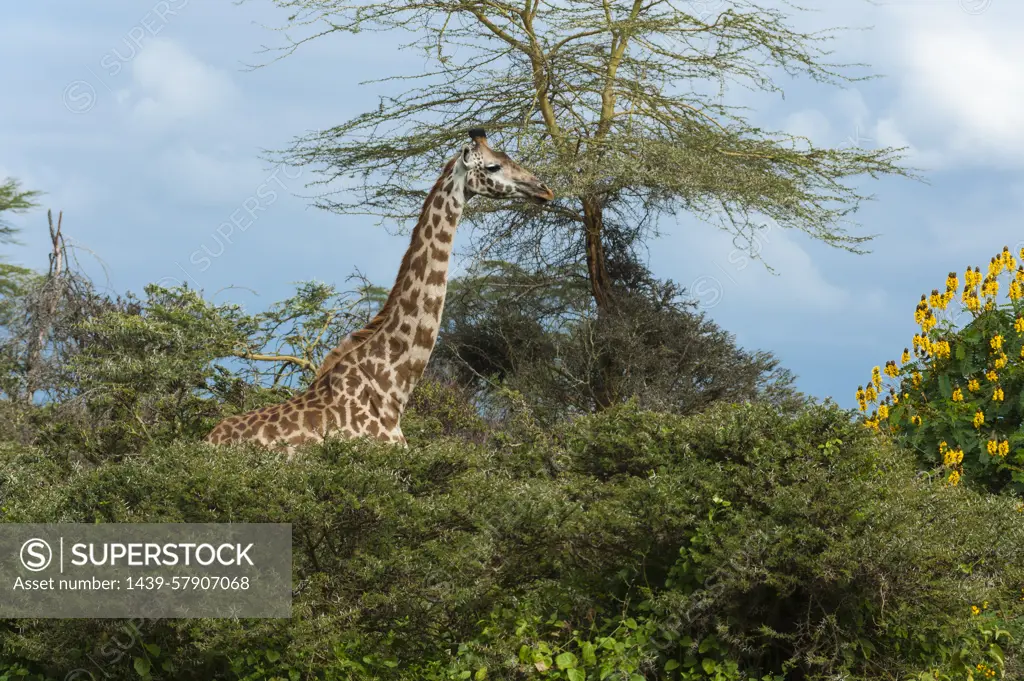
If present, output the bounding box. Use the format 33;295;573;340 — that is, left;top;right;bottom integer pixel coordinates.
858;246;1024;491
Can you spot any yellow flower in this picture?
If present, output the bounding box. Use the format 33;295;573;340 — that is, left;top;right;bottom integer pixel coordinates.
988;438;999;455
972;604;981;616
912;371;922;388
948;470;961;486
989;256;1002;278
946;271;959;292
952;388;964;402
968;378;981;392
921;310;937;333
933;340;951;359
871;366;882;391
991;334;1004;350
910;415;922;426
914;295;928;325
1016;317;1024;334
998;440;1010;457
943;444;965;467
1011;280;1024;301
994;387;1005;402
986;369;998;382
884;361;899;378
1002;245;1016;271
995;353;1008;370
939;441;948;453
901;347;911;364
877;404;889;420
973;410;985;428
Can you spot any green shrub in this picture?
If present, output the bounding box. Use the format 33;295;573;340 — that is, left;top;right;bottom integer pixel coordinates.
857;246;1024;492
403;376;488;443
0;402;1021;680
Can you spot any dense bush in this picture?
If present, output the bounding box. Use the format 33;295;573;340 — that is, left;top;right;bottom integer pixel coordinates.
1;402;1021;680
857;246;1024;492
437;261;804;421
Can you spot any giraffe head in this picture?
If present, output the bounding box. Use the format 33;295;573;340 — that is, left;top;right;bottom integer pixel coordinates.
458;128;554;204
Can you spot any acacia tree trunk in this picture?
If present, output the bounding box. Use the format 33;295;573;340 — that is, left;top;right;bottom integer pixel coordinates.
581;197;616;411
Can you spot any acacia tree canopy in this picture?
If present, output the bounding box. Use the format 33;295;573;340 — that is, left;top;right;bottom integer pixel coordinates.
257;0;914;309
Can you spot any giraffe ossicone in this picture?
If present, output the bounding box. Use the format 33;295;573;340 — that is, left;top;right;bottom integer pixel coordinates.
205;129;554;454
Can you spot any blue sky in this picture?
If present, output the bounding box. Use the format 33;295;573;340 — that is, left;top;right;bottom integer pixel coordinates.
2;0;1021;408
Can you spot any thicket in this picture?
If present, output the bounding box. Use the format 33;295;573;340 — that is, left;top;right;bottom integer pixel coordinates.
1;402;1022;681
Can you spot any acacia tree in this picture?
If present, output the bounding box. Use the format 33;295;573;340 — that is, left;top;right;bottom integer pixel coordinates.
257;0;913;406
0;177;40;247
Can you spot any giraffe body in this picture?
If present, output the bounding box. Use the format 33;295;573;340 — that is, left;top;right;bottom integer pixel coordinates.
205;130;553;453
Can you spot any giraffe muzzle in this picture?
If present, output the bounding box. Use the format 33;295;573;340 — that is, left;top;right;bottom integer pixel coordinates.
523;182;555;203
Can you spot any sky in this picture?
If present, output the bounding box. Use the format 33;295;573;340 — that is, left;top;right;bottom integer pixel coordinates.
1;0;1021;409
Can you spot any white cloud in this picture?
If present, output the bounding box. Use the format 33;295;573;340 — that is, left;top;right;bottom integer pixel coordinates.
870;4;1024;168
123;38;238;130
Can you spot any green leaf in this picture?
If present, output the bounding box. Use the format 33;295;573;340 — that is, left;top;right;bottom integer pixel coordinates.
664;659;680;671
702;658;716;675
475;667;488;680
266;650;281;663
143;644;160;658
567;668;585;681
938;374;952;399
133;657;151;678
556;652;578;670
582;642;597;666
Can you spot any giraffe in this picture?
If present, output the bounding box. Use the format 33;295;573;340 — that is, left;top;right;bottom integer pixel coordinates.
205;128;554;453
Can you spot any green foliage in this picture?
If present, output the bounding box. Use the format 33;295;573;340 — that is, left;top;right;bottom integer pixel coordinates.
0;176;41;246
403;376;488;443
1;402;1021;680
439;261;803;419
0;279;386;459
858;246;1024;492
27;284;254;458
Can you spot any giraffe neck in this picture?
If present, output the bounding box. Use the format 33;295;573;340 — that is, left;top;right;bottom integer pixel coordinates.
325;157;467;411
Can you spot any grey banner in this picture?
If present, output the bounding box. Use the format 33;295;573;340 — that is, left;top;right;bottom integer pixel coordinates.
0;523;291;618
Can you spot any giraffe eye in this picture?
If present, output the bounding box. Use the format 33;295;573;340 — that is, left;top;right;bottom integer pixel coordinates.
484;164;501;173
